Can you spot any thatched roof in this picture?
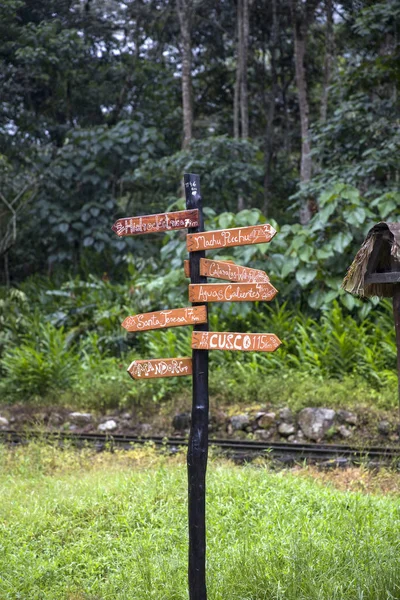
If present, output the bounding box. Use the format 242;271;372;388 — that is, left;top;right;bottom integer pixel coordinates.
342;222;400;298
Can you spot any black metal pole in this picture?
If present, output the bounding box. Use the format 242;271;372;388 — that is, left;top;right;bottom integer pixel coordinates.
184;173;209;600
393;285;400;425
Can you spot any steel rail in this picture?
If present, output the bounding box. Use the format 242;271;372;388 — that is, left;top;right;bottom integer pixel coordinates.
1;430;399;462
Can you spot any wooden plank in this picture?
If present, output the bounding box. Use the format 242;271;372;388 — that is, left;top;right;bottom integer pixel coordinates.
200;258;269;283
127;358;192;379
364;272;400;284
121;306;207;332
192;332;281;352
112;209;199;237
189;282;278;302
186;224;276;251
184;258;236;278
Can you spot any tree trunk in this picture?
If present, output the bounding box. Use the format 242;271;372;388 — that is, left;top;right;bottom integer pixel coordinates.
177;0;193;149
240;0;250;139
320;0;334;122
233;0;242;140
234;0;251;211
263;0;278;216
291;0;319;224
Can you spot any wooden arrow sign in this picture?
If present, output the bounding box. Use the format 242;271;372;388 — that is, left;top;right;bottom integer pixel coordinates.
184;258;270;283
128;358;193;379
192;332;281;352
112;209;199;237
122;306;207;332
189;282;277;302
186;224;276;252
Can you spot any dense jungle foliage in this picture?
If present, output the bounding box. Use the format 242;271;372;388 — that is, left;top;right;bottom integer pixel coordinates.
0;0;399;407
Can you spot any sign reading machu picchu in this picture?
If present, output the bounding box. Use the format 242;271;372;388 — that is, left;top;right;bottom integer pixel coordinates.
186;223;276;251
112;209;199;237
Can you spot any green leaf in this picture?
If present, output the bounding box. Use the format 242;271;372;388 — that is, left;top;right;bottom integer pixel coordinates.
295;267;318;287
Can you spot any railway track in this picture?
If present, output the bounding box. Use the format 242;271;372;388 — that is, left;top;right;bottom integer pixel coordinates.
1;429;400;465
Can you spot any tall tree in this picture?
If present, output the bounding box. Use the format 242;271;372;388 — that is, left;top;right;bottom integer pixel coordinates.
320;0;334;122
177;0;194;149
290;0;320;224
263;0;279;215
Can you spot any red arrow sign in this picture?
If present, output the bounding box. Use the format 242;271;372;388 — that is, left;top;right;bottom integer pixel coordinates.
189;282;278;302
122;306;207;332
127;358;193;379
112;209;199;237
186;224;276;251
192;332;281;352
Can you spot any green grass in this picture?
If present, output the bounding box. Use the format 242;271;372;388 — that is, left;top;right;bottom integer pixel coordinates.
0;446;399;599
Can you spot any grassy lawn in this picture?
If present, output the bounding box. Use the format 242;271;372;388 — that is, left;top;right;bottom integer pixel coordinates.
0;445;399;599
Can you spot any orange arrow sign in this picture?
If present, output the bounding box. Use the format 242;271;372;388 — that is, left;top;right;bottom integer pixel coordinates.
186;224;276;252
192;332;281;352
202;258;269;283
189;282;277;302
112;209;199;237
184;259;235;278
122;306;207;332
128;358;193;379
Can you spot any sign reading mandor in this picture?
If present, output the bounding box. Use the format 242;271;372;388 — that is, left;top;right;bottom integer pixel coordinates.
128;358;193;379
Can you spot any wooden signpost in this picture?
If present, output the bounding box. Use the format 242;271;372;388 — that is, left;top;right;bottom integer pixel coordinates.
128;358;192;379
184;258;270;283
122;306;207;332
112;173;282;600
189;282;277;303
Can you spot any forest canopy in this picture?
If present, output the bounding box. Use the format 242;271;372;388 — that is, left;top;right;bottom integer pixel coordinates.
0;0;399;307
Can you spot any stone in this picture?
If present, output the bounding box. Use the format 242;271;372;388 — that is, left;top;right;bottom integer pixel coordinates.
121;412;131;420
278;422;295;437
0;416;10;428
337;410;358;426
230;414;250;431
48;413;64;426
338;425;352;439
298;408;336;441
98;419;118;432
256;428;274;440
69;412;93;425
257;412;276;429
378;420;390;435
172;412;191;430
279;408;294;423
288;435;296;442
139;423;152;435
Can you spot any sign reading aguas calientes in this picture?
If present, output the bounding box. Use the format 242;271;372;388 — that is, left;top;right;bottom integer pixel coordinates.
128;358;193;379
122;306;207;332
189;282;277;302
192;331;281;352
186;224;276;251
112;209;199;236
